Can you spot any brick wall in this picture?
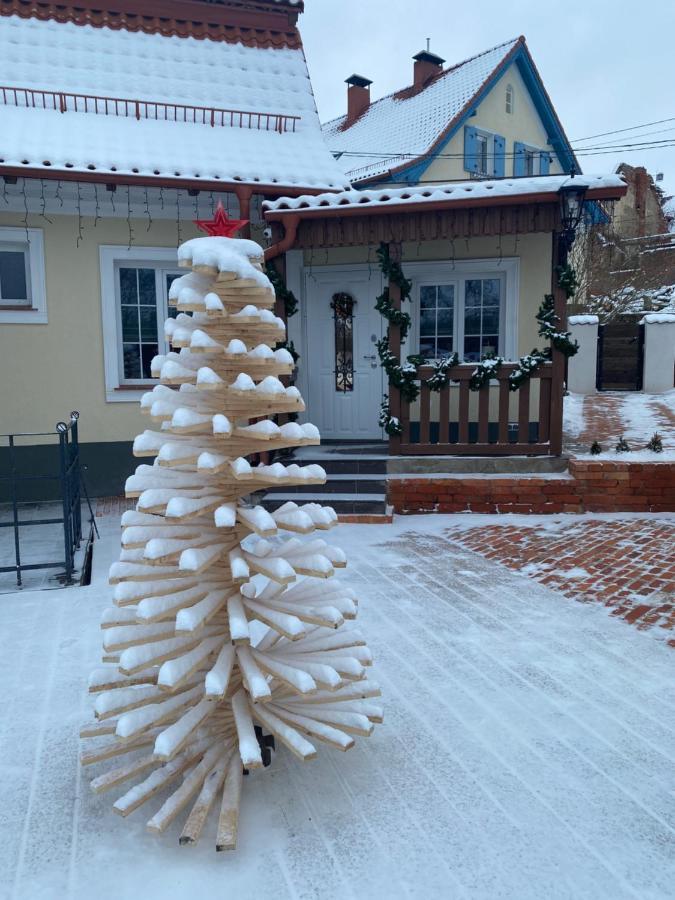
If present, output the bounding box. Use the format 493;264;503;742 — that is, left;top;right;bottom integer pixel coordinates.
388;461;675;515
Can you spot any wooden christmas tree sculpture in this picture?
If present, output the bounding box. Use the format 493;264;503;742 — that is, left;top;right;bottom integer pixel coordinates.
81;206;381;851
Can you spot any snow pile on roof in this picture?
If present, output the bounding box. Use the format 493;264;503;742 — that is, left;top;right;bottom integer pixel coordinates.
264;174;626;214
0;15;349;190
323;38;520;182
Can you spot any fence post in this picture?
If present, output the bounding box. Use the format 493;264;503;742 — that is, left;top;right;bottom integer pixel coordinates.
8;435;22;587
549;233;567;455
641;314;675;393
387;242;402;455
567;315;599;394
57;422;74;585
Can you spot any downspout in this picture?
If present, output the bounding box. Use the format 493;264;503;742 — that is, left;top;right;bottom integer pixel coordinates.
264;215;300;262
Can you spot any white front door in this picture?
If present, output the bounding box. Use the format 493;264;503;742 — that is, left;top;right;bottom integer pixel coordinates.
304;267;385;440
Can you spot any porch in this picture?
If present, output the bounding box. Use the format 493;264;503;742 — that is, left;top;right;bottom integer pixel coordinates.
263;175;627;460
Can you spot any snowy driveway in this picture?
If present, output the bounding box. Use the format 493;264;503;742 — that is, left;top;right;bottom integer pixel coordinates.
1;515;674;899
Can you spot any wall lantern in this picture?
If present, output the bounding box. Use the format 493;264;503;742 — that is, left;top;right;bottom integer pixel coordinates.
558;178;588;251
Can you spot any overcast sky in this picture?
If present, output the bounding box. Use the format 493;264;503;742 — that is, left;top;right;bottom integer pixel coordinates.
300;0;675;201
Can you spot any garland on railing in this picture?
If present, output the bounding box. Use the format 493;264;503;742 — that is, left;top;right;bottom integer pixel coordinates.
426;353;460;391
374;249;581;431
379;396;402;435
374;243;413;342
265;261;298;319
376;336;425;403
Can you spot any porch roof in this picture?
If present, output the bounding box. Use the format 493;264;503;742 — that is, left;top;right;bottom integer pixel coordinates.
263;174;627;219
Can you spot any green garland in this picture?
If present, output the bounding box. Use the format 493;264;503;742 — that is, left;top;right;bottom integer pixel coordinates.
265;261;298;319
374;243;413;342
373;248;581;432
469;355;503;390
556;263;578;300
536;293;579;356
426;353;460;391
378;396;402;435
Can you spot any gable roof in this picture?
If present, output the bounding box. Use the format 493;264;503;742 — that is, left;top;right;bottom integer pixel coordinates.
322;36;578;185
0;9;349;193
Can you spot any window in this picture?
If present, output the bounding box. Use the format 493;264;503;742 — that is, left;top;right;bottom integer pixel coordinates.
331;292;355;392
464;127;505;178
0;227;47;324
410;259;518;363
514;142;551;177
100;246;183;400
463;278;502;362
505;84;514;114
419;284;455;359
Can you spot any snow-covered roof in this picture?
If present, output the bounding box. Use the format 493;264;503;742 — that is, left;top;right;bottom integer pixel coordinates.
323;38;522;183
264;174;627;216
0;14;349;191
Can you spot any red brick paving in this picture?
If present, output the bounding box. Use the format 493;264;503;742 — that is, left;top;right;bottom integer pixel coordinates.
447;518;675;645
564;391;674;456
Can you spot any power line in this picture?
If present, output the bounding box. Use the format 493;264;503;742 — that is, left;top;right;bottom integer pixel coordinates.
572;116;675;143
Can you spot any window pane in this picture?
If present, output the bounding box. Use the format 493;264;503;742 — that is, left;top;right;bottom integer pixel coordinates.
437;337;454;357
141;344;158;379
465;279;481;307
140;306;157;340
0;250;28;301
420;286;436;309
483;279;501;304
121;306;138;341
138;268;156;305
437;308;453;335
166;273;181;320
419;337;436;360
482;308;500;334
464;336;481;362
464;309;481;335
481;337;499;358
419;309;436;336
123;343;141;378
437;285;454;308
119;268;138;304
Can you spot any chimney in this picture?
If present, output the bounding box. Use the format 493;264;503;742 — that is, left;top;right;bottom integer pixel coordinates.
345;74;372;126
412;49;445;89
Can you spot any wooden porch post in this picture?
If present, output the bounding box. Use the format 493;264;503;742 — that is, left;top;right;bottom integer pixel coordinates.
549;231;567;456
387;242;402;454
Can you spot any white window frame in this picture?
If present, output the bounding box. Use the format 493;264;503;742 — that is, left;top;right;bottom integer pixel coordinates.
406;258;519;363
0;227;47;324
505;84;514;114
100;245;181;402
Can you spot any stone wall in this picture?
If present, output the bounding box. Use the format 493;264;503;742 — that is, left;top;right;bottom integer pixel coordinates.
388;460;675;514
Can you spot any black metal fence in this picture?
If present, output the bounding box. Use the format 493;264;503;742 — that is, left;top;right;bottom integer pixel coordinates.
0;412;95;587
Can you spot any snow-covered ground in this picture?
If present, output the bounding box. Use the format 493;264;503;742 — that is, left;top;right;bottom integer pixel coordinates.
2;513;674;899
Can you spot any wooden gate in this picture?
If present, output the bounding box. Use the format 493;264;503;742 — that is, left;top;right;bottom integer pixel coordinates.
596;315;645;391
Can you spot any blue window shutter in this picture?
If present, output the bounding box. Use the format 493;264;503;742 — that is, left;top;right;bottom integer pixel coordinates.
464;126;478;173
513;141;526;177
539;152;550;175
493;134;505;177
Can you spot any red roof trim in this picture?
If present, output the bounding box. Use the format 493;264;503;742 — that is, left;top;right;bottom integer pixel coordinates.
0;0;302;48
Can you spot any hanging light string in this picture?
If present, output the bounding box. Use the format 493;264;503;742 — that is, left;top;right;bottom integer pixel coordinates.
144;186;152;232
1;177;8;205
159;186;165;211
76;181;84;247
127;185;135;250
22;177;30;242
176;188;182;247
193;190;199;220
93;183;100;228
55;179;63;208
39;178;52;223
209;191;215;215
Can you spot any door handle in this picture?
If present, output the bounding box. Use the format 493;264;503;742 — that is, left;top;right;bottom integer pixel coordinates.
363;354;377;360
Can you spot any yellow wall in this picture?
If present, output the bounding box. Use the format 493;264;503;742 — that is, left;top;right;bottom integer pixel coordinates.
0;210;201;444
416;63;564;185
304;231;553;355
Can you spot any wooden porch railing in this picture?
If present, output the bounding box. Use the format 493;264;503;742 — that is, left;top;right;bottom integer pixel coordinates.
389;362;557;456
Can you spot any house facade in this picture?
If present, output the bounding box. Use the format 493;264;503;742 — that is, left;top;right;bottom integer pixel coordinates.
0;0;348;492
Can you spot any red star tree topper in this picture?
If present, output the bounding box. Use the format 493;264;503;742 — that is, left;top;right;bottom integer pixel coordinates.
193;200;248;237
